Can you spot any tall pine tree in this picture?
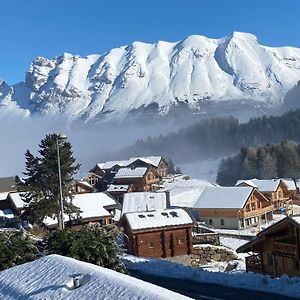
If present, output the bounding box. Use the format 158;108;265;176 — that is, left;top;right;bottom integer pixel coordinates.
18;134;80;228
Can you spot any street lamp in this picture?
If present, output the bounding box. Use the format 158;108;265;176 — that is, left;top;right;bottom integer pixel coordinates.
56;133;67;229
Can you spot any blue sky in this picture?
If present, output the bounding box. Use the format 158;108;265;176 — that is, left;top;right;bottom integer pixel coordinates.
0;0;299;84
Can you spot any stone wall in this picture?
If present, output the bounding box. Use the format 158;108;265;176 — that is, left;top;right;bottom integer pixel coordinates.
191;244;237;266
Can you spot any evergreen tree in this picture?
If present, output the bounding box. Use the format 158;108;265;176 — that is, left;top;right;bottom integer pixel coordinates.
47;225;126;273
0;231;39;271
18;134;80;228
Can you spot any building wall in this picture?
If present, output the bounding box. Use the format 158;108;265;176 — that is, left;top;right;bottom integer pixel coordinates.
200;216;240;230
125;227;192;258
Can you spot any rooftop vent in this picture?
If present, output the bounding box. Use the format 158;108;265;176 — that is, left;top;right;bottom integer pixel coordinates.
147;214;154;217
170;211;178;217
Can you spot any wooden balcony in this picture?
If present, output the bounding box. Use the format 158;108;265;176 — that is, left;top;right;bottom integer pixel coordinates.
245;254;262;272
241;205;273;218
273;242;297;255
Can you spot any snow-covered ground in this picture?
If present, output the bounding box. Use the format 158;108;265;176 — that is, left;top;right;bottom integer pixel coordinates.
0;255;191;300
123;254;300;298
178;158;221;183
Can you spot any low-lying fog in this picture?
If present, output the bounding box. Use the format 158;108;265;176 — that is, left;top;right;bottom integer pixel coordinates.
1;115;178;178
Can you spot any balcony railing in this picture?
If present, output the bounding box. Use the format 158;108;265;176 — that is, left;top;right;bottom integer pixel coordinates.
241;205;274;218
273;242;297;255
245;254;262;271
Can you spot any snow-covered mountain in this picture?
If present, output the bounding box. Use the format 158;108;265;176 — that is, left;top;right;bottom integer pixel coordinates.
1;31;300;123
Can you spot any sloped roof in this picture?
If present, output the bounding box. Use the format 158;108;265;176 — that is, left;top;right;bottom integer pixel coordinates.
124;208;194;231
194;186;254;209
0;209;14;219
129;156;162;167
0;255;190;300
102;160;129;170
0;177;16;193
122;192;167;215
114;167;148;179
43;192;117;226
236;179;285;192
8;192;26;209
281;178;297;191
237;216;300;253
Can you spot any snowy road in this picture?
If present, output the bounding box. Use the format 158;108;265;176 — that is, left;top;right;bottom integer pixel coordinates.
130;270;298;300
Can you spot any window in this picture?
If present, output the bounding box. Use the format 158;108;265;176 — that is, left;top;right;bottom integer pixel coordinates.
147;242;154;248
220;219;224;226
138;214;146;218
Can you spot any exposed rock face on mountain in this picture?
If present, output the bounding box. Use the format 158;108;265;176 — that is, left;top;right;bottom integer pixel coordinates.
1;32;300;123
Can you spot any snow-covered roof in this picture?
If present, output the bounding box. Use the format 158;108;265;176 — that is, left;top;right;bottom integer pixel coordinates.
0;209;14;219
96;156;163;171
107;184;130;192
43;192;116;226
101;160;129;170
0;192;8;201
75;180;94;189
166;178;214;208
114;167;148;178
124;208;194;231
236;179;282;192
194;187;254;209
0;255;190;300
8;192;26;209
280;178;297;191
122;192;167;215
129;156;162;167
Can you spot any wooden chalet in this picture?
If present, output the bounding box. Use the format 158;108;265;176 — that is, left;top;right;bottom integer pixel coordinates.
113;166;161;193
237;216;300;278
43;192;119;230
281;178;300;205
127;156;169;177
236;179;293;214
0;192;26;226
194;187;273;230
119;208;195;258
90;156;168;190
73;180;95;194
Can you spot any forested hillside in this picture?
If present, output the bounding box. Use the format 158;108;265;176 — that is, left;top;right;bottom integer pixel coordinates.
120;109;300;163
216;141;300;186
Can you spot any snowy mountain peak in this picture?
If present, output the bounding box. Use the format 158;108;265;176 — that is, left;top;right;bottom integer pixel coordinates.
1;32;300;123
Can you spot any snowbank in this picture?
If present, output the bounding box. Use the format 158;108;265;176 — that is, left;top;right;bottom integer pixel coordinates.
123;255;300;298
0;255;191;299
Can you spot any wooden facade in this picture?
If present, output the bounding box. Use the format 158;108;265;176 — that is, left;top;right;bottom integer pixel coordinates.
237;180;293;214
237;217;300;277
128;158;168;177
73;180;95;194
113;166;161;193
121;223;193;258
196;189;273;229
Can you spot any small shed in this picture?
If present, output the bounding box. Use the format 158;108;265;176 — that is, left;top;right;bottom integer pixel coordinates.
119;208;195;258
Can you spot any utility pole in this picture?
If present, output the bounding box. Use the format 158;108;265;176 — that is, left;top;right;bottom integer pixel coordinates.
56;133;67;229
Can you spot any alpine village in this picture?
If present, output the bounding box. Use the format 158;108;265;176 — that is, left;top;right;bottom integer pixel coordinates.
1;139;300;286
